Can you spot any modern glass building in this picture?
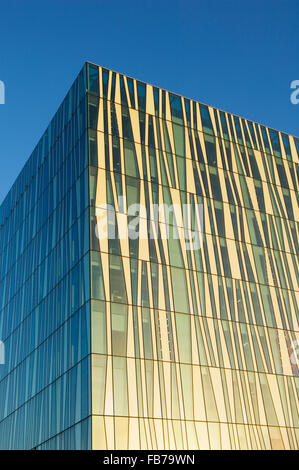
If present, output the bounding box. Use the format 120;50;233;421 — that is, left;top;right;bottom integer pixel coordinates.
0;62;298;450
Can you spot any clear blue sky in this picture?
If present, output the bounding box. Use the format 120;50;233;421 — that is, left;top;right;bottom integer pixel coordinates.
0;0;298;204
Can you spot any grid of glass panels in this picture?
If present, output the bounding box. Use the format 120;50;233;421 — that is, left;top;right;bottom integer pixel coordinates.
0;66;91;449
0;61;298;450
87;63;299;450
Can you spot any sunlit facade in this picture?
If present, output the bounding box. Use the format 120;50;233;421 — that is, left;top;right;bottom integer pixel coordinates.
0;62;298;449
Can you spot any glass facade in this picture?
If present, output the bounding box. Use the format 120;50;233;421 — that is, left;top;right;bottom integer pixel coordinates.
0;62;298;449
0;66;91;449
